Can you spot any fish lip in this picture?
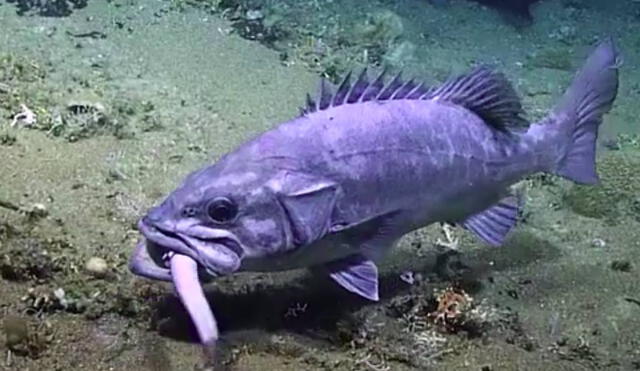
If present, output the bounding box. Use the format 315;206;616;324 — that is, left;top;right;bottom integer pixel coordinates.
129;238;173;281
135;219;218;279
138;218;195;259
181;225;245;259
135;218;239;279
129;237;221;282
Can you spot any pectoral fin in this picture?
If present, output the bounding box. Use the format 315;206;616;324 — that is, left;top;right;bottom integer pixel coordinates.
318;212;404;301
461;194;523;246
324;255;379;301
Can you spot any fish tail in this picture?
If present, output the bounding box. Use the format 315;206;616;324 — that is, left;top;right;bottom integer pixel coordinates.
546;37;621;184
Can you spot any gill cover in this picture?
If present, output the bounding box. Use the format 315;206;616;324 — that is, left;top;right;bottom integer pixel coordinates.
271;170;341;246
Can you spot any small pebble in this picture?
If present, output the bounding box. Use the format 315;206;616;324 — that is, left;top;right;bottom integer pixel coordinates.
86;257;108;278
245;9;264;21
399;271;415;285
591;238;606;248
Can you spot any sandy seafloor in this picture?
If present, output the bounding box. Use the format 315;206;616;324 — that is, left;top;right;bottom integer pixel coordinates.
1;0;640;370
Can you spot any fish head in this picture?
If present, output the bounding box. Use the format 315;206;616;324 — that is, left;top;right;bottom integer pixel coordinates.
131;163;295;281
130;161;340;282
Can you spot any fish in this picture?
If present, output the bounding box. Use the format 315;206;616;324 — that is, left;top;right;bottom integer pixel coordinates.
129;37;621;363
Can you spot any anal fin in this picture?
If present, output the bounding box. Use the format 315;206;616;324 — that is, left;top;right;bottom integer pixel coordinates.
460;193;523;246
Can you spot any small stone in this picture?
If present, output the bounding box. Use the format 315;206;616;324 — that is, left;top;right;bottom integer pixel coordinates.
54;287;69;308
86;257;108;278
27;203;48;218
245;9;264;21
556;336;568;346
399;271;415;285
591;238;606;248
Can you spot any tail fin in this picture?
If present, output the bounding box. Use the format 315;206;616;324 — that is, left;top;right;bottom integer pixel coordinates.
549;37;621;184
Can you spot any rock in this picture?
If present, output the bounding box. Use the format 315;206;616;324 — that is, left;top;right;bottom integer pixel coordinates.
246;9;264;21
86;257;108;278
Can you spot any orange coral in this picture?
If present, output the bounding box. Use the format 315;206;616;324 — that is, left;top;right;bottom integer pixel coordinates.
428;287;473;332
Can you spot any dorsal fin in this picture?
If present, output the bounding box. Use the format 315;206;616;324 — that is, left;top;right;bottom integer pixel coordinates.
356;68;383;102
422;66;528;130
299;66;528;131
406;81;429;99
302;93;316;115
300;68;423;114
377;72;404;100
391;78;417;100
331;71;352;107
317;78;333;111
346;68;370;103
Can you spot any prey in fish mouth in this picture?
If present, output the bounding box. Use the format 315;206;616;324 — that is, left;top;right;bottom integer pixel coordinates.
130;167;300;363
129;38;622;366
132;192;256;346
135;203;244;281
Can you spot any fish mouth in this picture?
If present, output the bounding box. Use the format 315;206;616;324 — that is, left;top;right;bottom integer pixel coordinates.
129;218;242;281
129;219;223;355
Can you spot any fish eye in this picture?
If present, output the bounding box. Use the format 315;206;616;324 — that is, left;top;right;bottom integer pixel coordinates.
207;197;238;224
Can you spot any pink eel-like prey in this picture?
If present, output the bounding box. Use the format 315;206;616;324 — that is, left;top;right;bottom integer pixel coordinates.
170;253;218;365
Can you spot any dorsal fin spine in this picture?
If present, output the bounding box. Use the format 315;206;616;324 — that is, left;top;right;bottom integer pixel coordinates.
406;82;426;99
332;71;352;107
390;78;415;100
360;68;388;103
318;78;332;110
377;72;403;100
346;68;369;103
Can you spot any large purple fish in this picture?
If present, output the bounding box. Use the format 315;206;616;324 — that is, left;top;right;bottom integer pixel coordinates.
129;38;620;362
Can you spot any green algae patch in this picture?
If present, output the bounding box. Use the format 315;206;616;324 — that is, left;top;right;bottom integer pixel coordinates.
563;150;640;222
